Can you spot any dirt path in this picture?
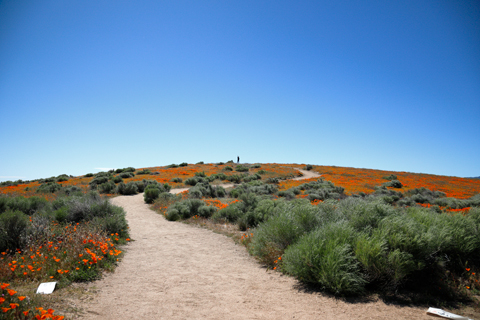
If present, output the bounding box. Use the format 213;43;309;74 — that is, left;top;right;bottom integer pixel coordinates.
72;168;431;319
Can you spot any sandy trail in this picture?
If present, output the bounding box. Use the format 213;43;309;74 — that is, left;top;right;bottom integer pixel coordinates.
75;168;429;319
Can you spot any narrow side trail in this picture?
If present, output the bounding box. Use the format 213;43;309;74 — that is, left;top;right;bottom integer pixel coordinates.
76;169;426;319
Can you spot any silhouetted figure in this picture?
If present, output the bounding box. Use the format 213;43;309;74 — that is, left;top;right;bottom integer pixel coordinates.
237;156;240;163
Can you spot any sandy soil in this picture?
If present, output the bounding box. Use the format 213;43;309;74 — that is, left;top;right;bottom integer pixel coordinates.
69;168;445;319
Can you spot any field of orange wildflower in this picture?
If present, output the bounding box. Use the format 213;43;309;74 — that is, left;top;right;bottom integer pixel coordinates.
277;165;480;199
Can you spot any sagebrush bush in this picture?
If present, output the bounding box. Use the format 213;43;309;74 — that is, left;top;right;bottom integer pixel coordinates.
98;181;116;194
56;174;70;182
236;165;249;172
0;210;28;252
0;196;48;215
283;222;366;295
36;182;62;193
119;172;135;179
136;169;151;175
112;176;123;184
116;182;138;195
171;177;183;183
165;199;205;220
249;202;322;265
144;185;161;204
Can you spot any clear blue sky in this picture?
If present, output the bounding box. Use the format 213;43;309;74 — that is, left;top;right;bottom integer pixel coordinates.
1;0;479;181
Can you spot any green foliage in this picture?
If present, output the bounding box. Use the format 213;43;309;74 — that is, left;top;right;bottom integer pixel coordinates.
383;174;397;181
56;174;70;182
195;171;207;177
144;185;161;204
235;165;249;172
0;210;28;252
98;181;116;194
223;166;233;171
185;177;200;186
116;182;139;195
136;169;151;175
304;164;313;171
212;203;243;223
171;177;183;183
119;172;135;179
112;176;123;184
85;173;94;177
283;222;366;295
165;199;208;220
251;164;261;168
36;182;62;193
0;196;48;215
249;202;322;265
226;175;242;183
179;162;188;167
383;179;403;188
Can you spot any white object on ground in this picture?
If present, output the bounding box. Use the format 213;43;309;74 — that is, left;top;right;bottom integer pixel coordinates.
427;307;472;320
36;282;57;294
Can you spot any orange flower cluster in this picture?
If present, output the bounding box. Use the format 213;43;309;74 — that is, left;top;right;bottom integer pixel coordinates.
203;199;240;210
0;223;123;282
0;283;64;319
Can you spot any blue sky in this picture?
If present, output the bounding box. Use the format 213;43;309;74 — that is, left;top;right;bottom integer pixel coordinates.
1;0;479;181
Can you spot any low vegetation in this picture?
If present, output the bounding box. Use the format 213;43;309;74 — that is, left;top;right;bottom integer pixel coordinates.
2;162;480;313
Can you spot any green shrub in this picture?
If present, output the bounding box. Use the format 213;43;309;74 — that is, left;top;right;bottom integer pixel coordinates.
116;182;138;195
283;222;366;295
179;162;188;167
236;165;249;172
136;169;151;175
0;196;49;215
196;161;204;164
63;186;82;196
223;166;233;171
226;175;242;183
112;176;123;184
212;204;243;223
384;180;403;188
171;177;183;183
251;164;261;168
304;164;313;171
92;213;128;238
0;210;28;252
258;170;266;175
383;174;397;181
36;182;62;193
165;199;205;220
144;185;161;204
98;181;116;194
119;172;135;179
85;173;94;177
56;174;70;182
195;171;207;177
249;202;322;265
198;205;216;218
185;177;199;186
54;207;69;223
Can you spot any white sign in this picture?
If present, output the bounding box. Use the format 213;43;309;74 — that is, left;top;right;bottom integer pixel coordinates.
427;307;471;320
36;282;57;294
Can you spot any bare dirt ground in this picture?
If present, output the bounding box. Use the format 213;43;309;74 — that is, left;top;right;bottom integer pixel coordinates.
64;169;469;319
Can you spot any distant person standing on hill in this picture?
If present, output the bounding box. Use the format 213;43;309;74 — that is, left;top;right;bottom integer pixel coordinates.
237;156;240;163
